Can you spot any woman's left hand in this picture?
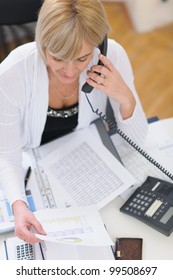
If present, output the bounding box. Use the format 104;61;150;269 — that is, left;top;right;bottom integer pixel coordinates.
86;54;136;119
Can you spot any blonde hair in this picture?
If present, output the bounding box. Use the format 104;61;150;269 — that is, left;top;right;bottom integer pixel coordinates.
35;0;110;62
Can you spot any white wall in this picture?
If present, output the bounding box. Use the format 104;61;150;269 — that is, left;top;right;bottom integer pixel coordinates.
125;0;173;32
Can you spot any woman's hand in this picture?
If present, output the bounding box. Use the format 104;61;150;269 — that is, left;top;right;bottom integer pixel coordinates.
12;200;46;244
86;54;136;119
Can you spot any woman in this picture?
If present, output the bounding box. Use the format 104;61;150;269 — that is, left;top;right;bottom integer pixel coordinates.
0;0;148;244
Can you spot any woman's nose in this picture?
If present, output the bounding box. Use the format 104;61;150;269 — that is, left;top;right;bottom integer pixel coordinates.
63;61;76;75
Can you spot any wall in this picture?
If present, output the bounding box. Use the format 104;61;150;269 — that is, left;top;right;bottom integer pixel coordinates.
125;0;173;32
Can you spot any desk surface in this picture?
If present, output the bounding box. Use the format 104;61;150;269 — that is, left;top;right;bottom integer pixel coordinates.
0;117;173;260
103;117;173;260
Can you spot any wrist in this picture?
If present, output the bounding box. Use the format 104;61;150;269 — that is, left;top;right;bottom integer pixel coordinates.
119;90;136;120
12;200;28;215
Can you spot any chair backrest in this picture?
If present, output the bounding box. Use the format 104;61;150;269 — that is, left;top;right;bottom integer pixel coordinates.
0;0;42;25
0;0;43;62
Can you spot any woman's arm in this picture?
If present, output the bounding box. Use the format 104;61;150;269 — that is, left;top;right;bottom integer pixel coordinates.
0;89;45;244
86;41;148;145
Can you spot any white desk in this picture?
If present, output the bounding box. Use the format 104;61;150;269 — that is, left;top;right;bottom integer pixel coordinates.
101;117;173;260
0;118;173;260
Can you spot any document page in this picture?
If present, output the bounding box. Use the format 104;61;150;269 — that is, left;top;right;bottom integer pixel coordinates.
111;121;173;199
0;186;14;233
147;119;173;158
35;205;113;246
38;128;136;209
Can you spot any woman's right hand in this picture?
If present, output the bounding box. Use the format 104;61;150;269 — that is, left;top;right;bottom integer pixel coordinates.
12;200;46;244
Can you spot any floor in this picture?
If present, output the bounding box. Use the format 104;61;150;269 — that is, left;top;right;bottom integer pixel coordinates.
103;2;173;119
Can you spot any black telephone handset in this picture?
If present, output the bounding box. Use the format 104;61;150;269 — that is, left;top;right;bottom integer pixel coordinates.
82;36;173;181
81;36;108;93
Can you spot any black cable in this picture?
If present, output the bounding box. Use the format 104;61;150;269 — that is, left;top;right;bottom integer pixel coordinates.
85;92;173;181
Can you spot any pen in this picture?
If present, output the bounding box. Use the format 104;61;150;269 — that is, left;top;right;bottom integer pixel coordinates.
24;166;32;189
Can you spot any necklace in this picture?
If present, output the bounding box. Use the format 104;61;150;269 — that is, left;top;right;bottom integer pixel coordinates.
56;91;75;99
49;77;79;100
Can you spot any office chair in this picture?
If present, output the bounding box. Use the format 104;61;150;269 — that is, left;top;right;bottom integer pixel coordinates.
0;0;42;61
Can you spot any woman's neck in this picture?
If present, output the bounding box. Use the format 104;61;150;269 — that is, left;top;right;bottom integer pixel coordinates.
48;68;79;109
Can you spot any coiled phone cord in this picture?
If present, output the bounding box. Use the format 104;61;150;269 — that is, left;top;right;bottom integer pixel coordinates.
85;93;173;181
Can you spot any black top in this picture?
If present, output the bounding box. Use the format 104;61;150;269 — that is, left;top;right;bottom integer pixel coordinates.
41;103;78;145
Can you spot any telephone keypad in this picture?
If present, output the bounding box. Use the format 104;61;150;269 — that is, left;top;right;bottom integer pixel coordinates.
123;189;166;217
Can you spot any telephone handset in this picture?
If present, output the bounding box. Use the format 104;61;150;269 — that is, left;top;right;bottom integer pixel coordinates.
82;36;173;181
81;36;108;93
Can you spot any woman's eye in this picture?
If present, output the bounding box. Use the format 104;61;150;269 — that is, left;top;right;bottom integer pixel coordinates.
53;58;62;62
51;55;62;62
77;58;87;63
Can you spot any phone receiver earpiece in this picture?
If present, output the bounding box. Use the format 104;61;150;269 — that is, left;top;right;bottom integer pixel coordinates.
82;36;108;93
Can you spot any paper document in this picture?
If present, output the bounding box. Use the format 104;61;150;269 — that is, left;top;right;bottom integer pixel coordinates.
38;128;136;209
147;120;173;158
0;187;14;233
35;205;113;246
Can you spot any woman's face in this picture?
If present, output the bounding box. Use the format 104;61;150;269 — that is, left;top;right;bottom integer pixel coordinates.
45;41;94;84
